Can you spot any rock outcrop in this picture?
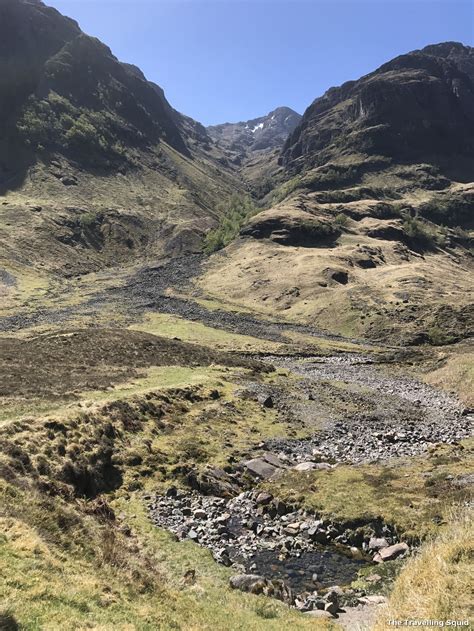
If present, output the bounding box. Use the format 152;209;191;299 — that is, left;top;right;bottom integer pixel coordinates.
281;43;474;181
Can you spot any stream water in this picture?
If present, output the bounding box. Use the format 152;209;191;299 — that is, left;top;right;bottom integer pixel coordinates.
246;548;369;592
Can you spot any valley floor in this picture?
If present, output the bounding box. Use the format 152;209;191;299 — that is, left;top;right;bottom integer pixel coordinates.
0;256;472;630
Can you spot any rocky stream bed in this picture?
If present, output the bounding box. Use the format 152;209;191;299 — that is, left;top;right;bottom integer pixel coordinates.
145;349;473;623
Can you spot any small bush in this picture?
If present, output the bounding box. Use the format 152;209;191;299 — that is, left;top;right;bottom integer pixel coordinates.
426;326;457;346
203;194;257;254
255;603;278;619
402;217;436;248
79;211;100;228
419;195;472;227
334;212;349;227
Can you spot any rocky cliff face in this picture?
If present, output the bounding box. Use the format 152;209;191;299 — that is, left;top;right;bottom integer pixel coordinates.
200;43;474;346
280;43;474;181
208;107;301;163
0;0;208;175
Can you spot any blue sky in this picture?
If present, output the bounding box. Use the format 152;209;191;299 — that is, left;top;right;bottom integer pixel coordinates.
46;0;473;125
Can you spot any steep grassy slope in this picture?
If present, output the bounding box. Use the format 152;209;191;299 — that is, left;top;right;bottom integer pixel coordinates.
0;0;243;290
199;43;474;346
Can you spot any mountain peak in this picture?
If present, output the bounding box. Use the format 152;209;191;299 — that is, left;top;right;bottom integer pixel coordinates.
207;107;301;156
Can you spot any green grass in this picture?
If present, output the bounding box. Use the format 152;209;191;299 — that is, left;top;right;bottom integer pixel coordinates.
0;492;329;630
130;312;280;352
0;370;334;630
265;439;474;541
0;365;223;425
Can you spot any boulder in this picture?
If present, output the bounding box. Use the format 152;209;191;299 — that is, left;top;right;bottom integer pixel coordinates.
243;458;278;479
304;610;333;619
374;542;409;562
308;526;328;543
255;491;273;505
193;509;207;519
60;175;78;186
284;522;301;535
187;467;240;497
369;536;389;551
358;595;387;605
293;462;317;472
325;586;343;605
258;394;274;408
324;601;339;615
262;452;287;469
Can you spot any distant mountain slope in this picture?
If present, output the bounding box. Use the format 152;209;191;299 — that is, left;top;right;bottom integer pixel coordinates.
207;107;301;195
0;0;207;173
208;107;301;159
281;43;474;182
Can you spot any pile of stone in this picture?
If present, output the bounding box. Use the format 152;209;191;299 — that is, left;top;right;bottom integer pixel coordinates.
229;575;349;616
267;413;473;464
147;487;408;615
260;354;473;464
147;487;407;571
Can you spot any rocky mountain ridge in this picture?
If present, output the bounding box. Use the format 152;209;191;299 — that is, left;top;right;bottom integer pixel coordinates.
208;107;301;162
0;0;246;275
281;42;474;182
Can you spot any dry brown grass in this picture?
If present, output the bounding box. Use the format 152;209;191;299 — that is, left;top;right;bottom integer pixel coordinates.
198;197;474;342
374;506;473;628
423;344;474;406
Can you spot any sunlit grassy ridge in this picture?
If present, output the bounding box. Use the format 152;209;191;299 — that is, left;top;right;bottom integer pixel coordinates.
374;506;473;628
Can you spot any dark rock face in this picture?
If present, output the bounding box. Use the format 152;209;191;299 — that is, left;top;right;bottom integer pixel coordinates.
208;107;301;156
0;0;208;173
281;43;474;179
